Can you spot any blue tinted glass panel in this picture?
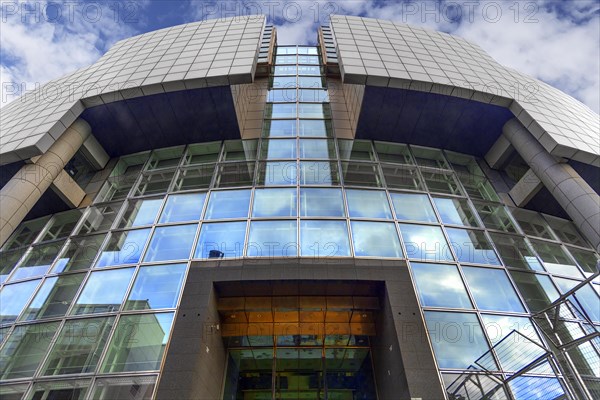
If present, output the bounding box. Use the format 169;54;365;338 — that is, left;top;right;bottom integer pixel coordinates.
433;197;479;227
424;311;493;369
195;221;246;259
298;76;323;88
20;273;85;321
351;221;403;258
272;76;296;88
275;55;296;64
297;65;320;75
298;104;329;118
481;315;540;346
143;224;197;262
298;55;319;65
462;267;524;312
118;199;162;228
298;89;328;102
298;120;330;137
411;263;472;309
400;224;453;262
391;193;437;222
445;228;501;265
346;190;392;219
298;139;336;159
205;190;251;219
10;241;65;281
125;264;187;310
261;139;297;159
253;188;297;217
95;229;151;268
268;103;297;119
268;89;297;102
508;377;565;400
273;65;297;75
0;279;41;325
264;120;296;137
159;193;205;223
72;268;135;315
300;221;350;257
300;188;345;217
248;221;298;257
554;278;600;322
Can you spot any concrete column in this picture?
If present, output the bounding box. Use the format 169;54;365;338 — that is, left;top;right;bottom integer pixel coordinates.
503;118;600;250
0;119;91;245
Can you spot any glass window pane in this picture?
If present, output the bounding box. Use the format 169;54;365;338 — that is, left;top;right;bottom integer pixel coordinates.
159;193;206;223
351;221;403;258
421;169;463;195
263;120;296;137
447;153;499;202
545;216;589;248
214;162;255;188
117;198;162;228
298;65;321;75
298;55;319;64
381;164;424;190
411;263;472;309
173;164;215;191
195;221;246;259
95;175;138;203
260;139;297;159
42;317;115;376
125;264;187;310
300;220;350;257
566;247;599;274
133;169;175;196
508;377;565;400
473;202;517;233
0;250;23;284
266;103;297;119
412;147;450;169
424;311;493;369
298;76;323;87
91;376;156;400
300;188;345;217
221;140;257;162
299;161;339;185
276;46;297;55
205;189;251;219
399;224;453;262
1;217;49;251
298;103;330;118
554;278;600;322
72;268;135;315
341;162;384;187
0;321;60;379
0;279;41;325
272;75;296;87
273;65;297;75
530;239;582;278
338;140;375;161
442;373;507;400
143;224;197;262
489;233;543;271
374;142;413;164
95;229;151;268
38;210;83;242
433;197;479;227
183;142;221;165
298;89;328;102
257;161;298;186
268;88;297;102
76;202;123;234
20;273;85;321
10;240;65;281
253;188;297;217
52;235;106;273
509;271;560;312
146;146;183;170
101;312;174;373
346;190;392;219
510;209;553;238
391;193;437;222
298;120;331;137
247;221;298;258
445;228;501;265
480;314;540;346
462;267;524;312
26;380;90;400
298;139;335;159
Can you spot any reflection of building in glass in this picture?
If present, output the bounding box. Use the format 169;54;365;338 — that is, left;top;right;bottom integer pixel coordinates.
0;14;599;400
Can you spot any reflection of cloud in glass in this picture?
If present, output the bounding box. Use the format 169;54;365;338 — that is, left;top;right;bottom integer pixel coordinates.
300;220;350;257
462;267;524;312
445;228;500;265
248;221;298;258
346;190;392;219
144;225;197;262
399;224;452;262
411;263;471;309
195;221;246;259
96;229;151;267
300;188;344;217
74;268;135;315
391;193;437;222
253;188;296;217
351;221;402;258
159;193;205;223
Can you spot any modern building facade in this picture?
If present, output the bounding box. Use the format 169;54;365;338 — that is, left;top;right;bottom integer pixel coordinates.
0;14;599;400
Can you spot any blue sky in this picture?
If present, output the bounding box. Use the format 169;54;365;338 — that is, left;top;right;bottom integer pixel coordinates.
1;0;599;112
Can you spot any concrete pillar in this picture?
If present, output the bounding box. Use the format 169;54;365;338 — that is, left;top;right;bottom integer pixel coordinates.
503;118;600;250
0;119;91;245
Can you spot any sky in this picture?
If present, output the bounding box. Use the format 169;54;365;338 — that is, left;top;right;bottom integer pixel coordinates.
1;0;599;113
